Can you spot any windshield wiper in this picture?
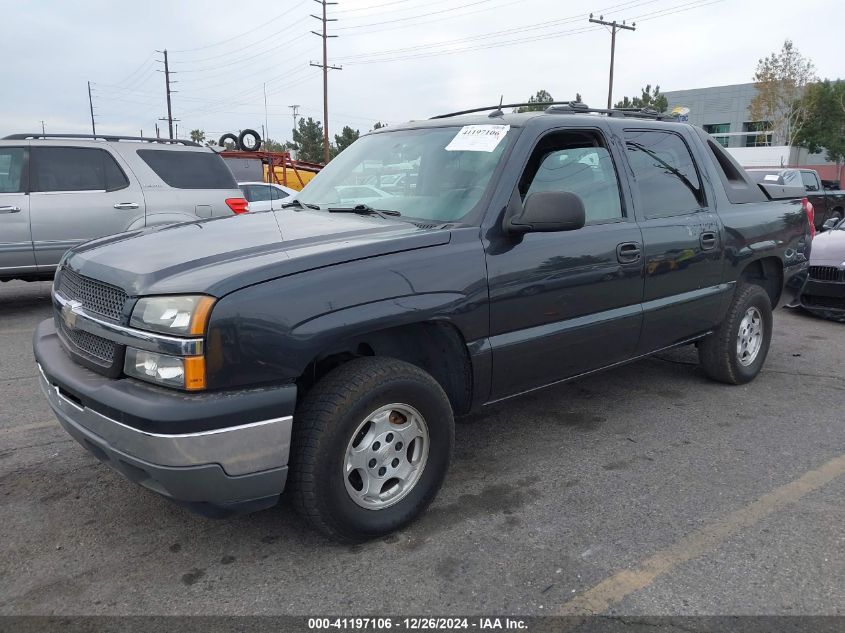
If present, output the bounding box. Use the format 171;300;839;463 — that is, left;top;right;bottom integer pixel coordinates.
328;204;401;218
281;199;321;210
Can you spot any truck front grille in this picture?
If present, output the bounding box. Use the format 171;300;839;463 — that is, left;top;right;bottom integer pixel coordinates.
57;267;127;322
808;266;844;282
803;294;845;310
57;317;117;364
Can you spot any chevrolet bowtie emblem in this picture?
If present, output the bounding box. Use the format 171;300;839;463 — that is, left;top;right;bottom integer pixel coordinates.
61;300;82;329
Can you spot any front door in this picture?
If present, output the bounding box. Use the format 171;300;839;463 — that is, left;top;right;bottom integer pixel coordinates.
29;146;145;270
621;129;725;354
0;146;34;277
486;128;644;400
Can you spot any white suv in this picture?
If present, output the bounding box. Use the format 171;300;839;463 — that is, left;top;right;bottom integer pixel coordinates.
0;133;247;282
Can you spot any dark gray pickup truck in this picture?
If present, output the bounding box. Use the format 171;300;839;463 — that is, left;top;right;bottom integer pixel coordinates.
748;167;845;228
33;103;812;541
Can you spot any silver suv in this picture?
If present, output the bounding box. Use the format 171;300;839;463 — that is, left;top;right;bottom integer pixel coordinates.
0;134;247;282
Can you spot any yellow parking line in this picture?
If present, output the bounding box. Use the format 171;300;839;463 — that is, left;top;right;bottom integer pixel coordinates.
557;452;845;615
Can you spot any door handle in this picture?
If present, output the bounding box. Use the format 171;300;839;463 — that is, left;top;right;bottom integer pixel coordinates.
113;202;140;210
0;205;21;214
616;242;642;263
700;231;718;250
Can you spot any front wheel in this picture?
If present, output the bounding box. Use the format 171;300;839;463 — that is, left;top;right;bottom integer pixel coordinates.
289;357;454;542
698;283;773;385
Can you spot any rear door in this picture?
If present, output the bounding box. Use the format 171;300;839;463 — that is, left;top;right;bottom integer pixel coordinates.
0;146;35;276
29;146;145;270
622;128;725;354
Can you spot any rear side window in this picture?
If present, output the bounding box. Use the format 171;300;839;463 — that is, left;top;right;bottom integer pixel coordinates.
242;184;271;202
0;147;25;193
270;186;288;200
624;130;705;218
31;147;129;193
138;149;237;189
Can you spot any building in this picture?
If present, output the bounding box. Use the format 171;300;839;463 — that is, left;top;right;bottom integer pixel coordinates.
664;83;770;149
664;83;842;186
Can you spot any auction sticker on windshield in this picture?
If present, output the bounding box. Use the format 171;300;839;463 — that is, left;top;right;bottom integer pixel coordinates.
445;125;510;152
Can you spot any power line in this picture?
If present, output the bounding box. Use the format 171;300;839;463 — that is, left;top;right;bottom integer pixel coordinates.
310;0;342;164
335;0;657;62
171;0;311;54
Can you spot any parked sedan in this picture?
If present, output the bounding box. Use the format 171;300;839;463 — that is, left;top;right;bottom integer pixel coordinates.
238;181;298;212
798;217;845;321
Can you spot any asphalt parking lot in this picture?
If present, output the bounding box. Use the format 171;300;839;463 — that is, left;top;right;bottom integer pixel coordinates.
1;279;843;617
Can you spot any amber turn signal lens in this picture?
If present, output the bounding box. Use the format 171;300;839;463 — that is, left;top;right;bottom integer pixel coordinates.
189;296;216;336
183;356;206;391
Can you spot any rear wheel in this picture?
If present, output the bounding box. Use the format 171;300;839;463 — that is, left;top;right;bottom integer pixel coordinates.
698;284;773;385
289;357;454;542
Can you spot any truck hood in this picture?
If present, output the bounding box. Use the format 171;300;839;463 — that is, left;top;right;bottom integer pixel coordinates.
809;229;845;266
64;210;451;297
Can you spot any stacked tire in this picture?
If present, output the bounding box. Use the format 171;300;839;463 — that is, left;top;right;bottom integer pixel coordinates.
218;129;262;151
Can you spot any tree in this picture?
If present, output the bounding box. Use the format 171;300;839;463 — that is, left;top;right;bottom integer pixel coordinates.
516;90;554;113
372;121;386;131
332;126;360;158
794;79;845;177
334;125;361;154
750;40;817;146
189;129;206;144
291;117;325;163
614;84;668;112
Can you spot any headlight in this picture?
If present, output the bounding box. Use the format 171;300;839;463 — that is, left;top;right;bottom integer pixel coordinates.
124;348;206;391
130;295;215;336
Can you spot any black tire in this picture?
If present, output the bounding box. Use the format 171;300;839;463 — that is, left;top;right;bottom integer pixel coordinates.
289;357;454;542
238;128;262;152
698;283;773;385
218;133;238;149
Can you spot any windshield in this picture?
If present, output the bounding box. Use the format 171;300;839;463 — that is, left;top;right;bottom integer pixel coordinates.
296;126;514;223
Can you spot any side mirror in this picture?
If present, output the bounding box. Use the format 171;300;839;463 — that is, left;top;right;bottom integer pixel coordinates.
505;191;586;234
821;218;838;232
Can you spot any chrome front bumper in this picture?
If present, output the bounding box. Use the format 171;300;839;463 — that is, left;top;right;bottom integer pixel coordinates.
38;363;292;512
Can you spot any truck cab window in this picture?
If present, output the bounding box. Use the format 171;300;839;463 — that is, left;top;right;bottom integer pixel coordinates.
624;130;705;218
800;171;819;191
519;131;623;223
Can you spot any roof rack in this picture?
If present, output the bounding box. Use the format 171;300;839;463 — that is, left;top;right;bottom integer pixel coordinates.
431;101;584;119
2;133;201;146
430;101;678;121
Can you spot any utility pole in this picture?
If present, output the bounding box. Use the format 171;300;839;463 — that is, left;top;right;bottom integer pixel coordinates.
40;121;46;135
310;0;341;164
87;81;97;136
263;83;270;149
288;105;300;159
156;49;178;139
589;14;636;109
289;104;300;134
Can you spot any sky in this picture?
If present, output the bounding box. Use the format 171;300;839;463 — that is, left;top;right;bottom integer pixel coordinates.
1;0;842;145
